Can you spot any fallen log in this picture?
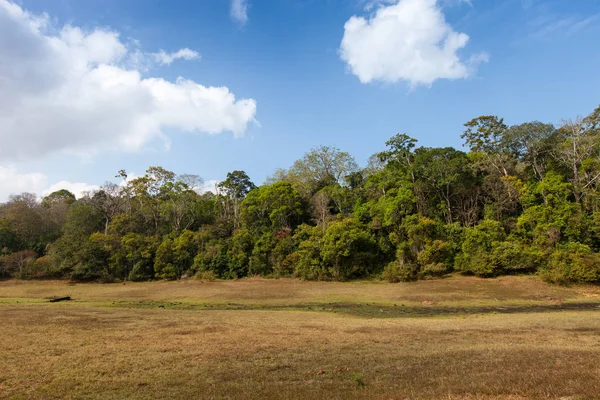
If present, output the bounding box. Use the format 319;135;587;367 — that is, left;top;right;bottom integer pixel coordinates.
49;296;71;303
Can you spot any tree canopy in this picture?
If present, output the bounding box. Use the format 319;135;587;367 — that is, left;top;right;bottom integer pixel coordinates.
2;105;600;284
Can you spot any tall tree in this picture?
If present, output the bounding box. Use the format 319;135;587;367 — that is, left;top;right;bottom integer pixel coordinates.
412;147;477;224
554;116;600;205
505;121;557;181
242;182;304;232
217;170;256;228
462;116;511;176
269;146;358;198
127;166;177;233
93;183;127;235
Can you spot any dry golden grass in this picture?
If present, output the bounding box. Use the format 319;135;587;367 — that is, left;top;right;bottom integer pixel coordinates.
0;275;593;307
1;276;599;399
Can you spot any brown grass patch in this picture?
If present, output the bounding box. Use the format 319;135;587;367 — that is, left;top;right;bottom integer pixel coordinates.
0;275;589;308
1;306;599;399
1;277;599;399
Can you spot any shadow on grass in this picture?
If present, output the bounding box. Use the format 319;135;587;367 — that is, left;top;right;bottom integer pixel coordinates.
106;300;600;318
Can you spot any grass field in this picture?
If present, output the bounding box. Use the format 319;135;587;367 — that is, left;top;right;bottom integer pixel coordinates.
1;276;599;399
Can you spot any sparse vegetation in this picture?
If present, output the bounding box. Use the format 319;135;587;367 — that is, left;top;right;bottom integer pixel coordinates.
352;373;365;388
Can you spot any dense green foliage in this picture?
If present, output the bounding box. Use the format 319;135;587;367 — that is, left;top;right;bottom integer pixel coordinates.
2;106;600;284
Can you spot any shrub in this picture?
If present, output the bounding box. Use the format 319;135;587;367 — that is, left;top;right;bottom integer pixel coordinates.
490;241;543;275
382;260;417;282
194;270;218;281
455;220;506;277
540;242;600;284
1;250;38;279
386;216;457;281
417;240;454;278
293;225;326;280
352;373;365;387
193;242;232;279
31;256;56;279
320;218;378;280
155;231;197;280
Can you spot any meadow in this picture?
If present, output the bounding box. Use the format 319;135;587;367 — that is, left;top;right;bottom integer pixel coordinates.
1;276;599;399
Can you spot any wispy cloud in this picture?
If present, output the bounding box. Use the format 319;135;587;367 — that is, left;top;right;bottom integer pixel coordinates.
151;48;200;66
230;0;249;26
522;1;599;40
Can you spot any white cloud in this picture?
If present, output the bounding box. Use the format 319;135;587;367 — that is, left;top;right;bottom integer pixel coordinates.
364;0;470;11
440;0;471;6
151;48;200;66
230;0;249;26
117;172;140;187
340;0;488;86
0;165;103;201
527;13;600;39
362;0;398;11
0;0;257;163
43;181;100;199
0;166;48;200
203;179;220;194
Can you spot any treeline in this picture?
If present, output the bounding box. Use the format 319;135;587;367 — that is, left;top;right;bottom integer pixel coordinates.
2;106;600;284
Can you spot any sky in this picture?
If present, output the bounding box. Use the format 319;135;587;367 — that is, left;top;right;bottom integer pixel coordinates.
0;0;599;200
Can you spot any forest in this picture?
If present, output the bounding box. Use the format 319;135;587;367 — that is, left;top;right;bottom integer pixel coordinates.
2;105;600;285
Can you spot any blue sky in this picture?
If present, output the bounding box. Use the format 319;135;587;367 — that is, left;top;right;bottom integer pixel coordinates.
0;0;599;199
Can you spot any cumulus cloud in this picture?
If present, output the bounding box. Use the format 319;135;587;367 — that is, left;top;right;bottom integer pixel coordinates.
0;0;257;162
0;166;48;200
43;181;100;199
0;165;103;201
340;0;488;86
151;48;200;66
364;0;470;11
230;0;249;26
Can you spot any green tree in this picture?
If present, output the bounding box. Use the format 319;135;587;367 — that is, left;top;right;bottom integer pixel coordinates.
216;170;256;229
462;115;511;176
154;230;197;280
504;122;557;181
128;166;177;233
269;146;358;198
0;218;18;254
412;147;478;224
320;218;377;280
242;182;305;233
454;219;506;277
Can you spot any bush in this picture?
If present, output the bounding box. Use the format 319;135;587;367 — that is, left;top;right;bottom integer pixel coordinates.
293;225;326;280
416;240;454;278
382;260;417;282
490;241;543;275
120;233;159;281
386;216;456;281
320;218;378;280
193;242;232;279
0;250;38;279
278;252;300;277
129;261;151;282
31;256;56;278
154;231;197;280
540;242;600;284
194;270;218;281
455;220;506;277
